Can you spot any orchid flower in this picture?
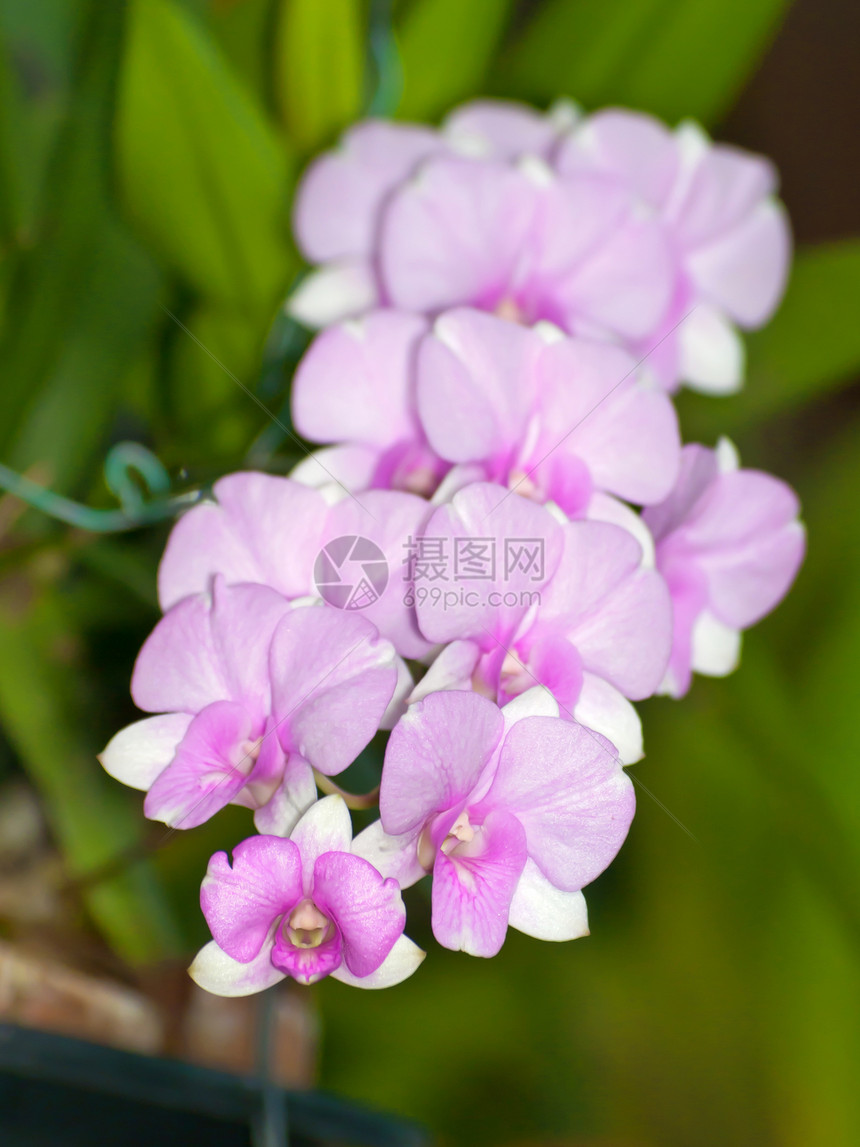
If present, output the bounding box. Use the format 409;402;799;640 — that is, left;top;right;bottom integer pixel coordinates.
99;580;398;834
354;689;634;957
642;439;805;696
412;482;671;762
191;796;425;994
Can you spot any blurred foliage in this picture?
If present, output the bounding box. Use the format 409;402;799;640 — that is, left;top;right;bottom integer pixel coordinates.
0;0;858;1144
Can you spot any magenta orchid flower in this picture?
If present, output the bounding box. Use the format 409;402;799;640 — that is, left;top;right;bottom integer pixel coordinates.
99;580;398;833
556;111;791;393
642;440;805;697
157;471;433;659
190;796;424;994
292;307;680;511
354;688;634;957
412;482;671;762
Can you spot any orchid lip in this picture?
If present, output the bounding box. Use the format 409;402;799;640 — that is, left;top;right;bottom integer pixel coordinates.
285;899;335;949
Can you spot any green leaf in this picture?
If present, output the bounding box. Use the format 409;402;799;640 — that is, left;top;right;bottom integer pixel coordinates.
6;218;162;493
503;0;790;126
116;0;293;312
275;0;365;152
397;0;514;121
0;591;185;964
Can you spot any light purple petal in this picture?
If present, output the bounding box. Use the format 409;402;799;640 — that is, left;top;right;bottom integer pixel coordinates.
413;482;563;647
507;859;590;942
200;835;303;963
556;109;679;209
293;311;428;451
642;443;722;541
330;934;425;989
535;338;681;505
380;690;504;836
479;714;634;891
416;308;538;467
158;473;327;609
670;142;778;249
270;606;396;776
430;809;527;957
678;471;805;628
189;938;285;997
380;156;537;314
312;851;406;977
553;202;677;339
686;197;791;327
540;520;672;699
294;120;440;262
99;713;192;791
143;701;257;828
443;99;566;161
133;580;292;717
325;489;434;658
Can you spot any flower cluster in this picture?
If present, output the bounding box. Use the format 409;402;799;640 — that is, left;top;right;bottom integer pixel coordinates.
101;99;805;996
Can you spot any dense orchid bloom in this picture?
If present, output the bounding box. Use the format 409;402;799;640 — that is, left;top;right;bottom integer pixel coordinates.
642;440;805;697
190;796;424;994
411;482;671;761
292;308;680;511
157;471;433;659
290;110;675;340
557;110;791;392
99;581;398;833
354;689;634;957
289;100;579;326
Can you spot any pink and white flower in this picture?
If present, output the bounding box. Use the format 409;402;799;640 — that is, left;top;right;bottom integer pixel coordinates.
412;482;671;761
556;110;791;392
99;580;398;833
190;796;424;994
355;689;634;957
292;307;680;510
642;439;806;697
157;471;433;659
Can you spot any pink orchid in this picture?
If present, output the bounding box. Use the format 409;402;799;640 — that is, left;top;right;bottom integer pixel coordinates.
289;100;579;326
157;471;433;659
412;482;671;761
354;688;634;957
642;440;806;697
292;307;680;511
557;110;791;392
99;580;398;833
190;796;424;994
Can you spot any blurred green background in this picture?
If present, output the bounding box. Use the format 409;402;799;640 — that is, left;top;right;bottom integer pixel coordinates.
0;1;858;1144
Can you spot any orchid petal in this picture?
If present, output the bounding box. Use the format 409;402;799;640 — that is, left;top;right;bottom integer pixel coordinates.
431;809;527;957
380;690;504;836
313;851;406;977
507;859;590;941
482;715;634;891
99;713;192;791
189;939;285;997
330;934;425;989
201;836;303;963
